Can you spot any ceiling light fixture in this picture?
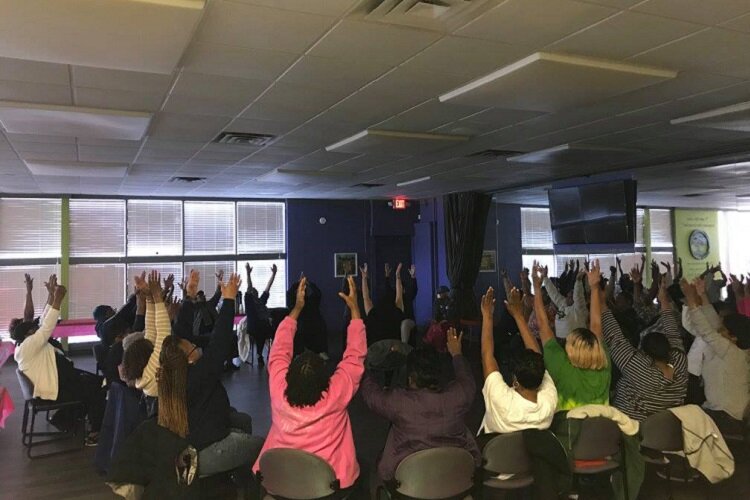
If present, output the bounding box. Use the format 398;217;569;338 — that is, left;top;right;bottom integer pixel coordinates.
396;176;431;187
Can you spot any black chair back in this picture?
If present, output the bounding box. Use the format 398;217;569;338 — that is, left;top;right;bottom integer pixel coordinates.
259;448;338;499
16;369;34;401
572;417;621;460
483;432;531;476
641;410;683;452
394;447;475;499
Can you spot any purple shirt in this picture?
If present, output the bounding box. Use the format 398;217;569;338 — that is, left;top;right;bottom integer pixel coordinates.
360;354;481;481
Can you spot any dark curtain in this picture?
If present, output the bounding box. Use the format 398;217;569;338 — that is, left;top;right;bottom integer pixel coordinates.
444;191;492;320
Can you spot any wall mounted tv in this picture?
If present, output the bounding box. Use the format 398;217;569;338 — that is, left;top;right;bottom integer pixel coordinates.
548;179;637;251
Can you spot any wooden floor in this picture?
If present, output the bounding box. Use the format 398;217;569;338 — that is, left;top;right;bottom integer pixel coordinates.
0;347;748;500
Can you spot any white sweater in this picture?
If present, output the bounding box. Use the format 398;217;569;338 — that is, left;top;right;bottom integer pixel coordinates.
14;306;60;401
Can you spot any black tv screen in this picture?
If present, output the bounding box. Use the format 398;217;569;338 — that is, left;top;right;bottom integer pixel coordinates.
548;179;637;247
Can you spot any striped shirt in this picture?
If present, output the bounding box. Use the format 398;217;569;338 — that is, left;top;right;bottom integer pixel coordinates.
603;309;687;421
135;300;171;397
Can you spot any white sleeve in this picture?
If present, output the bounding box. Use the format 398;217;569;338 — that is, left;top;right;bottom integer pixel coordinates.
21;307;59;355
687;337;706;377
482;371;513;416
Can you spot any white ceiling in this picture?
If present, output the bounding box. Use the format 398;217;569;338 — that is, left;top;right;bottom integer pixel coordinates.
0;0;749;207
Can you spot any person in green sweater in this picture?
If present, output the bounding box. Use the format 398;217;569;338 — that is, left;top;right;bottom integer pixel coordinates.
531;260;611;410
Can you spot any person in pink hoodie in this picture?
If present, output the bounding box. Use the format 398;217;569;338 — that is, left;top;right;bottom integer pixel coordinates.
253;275;366;493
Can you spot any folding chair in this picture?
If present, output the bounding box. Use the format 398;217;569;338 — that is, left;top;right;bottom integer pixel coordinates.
381;447;475;499
571;417;627;499
258;448;347;500
482;432;534;497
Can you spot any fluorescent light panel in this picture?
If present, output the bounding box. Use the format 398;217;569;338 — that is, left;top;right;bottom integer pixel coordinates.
397;176;431;187
26;161;128;178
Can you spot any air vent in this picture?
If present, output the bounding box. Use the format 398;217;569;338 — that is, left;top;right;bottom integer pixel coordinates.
170;176;206;183
213;131;276;147
353;183;385;188
359;0;494;31
467;149;523;158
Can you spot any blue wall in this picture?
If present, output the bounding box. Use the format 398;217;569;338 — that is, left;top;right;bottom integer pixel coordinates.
286;199;419;355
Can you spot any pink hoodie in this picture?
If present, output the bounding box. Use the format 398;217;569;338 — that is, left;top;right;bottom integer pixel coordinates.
253;316;367;488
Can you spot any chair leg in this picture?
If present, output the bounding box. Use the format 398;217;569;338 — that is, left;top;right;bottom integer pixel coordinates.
21;401;30;445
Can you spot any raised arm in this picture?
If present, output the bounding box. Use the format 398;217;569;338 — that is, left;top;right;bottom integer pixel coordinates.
531;261;556;345
406;264;418;301
542;269;567;311
265;264;277;295
245;263;254;293
573;272;588;316
201;273;240;381
330;276;367;408
22;284;66;354
268;278;305;397
480;287;499;380
207;270;223;309
681;278;733;359
136;271;157;345
360;264;373;315
395;263;404;312
587;260;603;339
605;266;616;304
506;286;541;354
500;269;514;299
23;274;34;322
137;271;172;396
173;270;199;340
656;275;682;351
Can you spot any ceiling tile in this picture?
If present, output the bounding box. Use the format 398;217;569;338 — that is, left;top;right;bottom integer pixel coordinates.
550;11;703;59
183;43;299;81
171;72;270;102
75;87;164;112
148;112;229;142
0;79;72;105
456;0;617;48
77;145;140;163
633;0;750;26
231;0;358;16
0;57;69;85
721;12;750;33
240;82;346;122
309;20;442;66
227;118;298;137
71;66;172;93
280;55;392;93
576;0;642;6
197;2;335;53
377;99;481;133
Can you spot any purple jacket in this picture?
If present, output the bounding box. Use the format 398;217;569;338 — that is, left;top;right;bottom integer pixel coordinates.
361;354;481;481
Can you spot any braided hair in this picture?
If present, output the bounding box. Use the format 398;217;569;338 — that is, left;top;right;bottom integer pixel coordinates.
158;336;189;438
285;351;330;408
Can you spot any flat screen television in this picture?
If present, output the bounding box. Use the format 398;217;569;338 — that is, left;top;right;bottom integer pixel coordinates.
548;179;637;249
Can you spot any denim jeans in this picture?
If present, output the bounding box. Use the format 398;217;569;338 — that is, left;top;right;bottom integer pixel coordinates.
198;411;264;477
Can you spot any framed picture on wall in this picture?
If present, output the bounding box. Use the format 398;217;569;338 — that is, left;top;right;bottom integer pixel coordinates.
334;253;358;278
480;250;497;273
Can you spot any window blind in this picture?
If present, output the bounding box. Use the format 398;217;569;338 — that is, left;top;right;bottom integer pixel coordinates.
237;202;286;254
521;208;553;250
183;261;236;297
635;209;645;247
0;198;61;259
184;201;236;256
649;209;673;248
70;199;126;257
237;259;287;308
126;263;183;293
68;264;126;319
0;264;59;339
127;200;182;257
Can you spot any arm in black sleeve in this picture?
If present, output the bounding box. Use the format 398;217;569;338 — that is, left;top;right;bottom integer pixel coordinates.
208;286;222;309
201;300;235;380
173;299;197;340
100;294;138;346
132;314;145;333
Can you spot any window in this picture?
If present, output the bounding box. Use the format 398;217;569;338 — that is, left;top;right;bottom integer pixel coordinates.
521;207;553;250
237;259;287;308
127;200;183;257
184;201;236;256
237;202;285;254
0;198;61;259
183;261;236;297
70;199;126;257
0;264;59;339
127;263;184;291
719;211;750;274
67;264;127;343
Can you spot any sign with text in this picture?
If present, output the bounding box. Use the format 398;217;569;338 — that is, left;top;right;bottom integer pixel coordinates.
674;209;719;279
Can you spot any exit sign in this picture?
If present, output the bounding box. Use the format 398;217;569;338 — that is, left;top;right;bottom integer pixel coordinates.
392;198;408;210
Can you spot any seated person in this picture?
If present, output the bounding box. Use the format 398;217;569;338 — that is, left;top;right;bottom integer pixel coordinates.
94;293;137;349
121;271;172;398
160;272;262;476
12;276;105;444
604;272;688;421
245;263;278;367
253;276;366;494
532;261;611;410
483;286;558;434
361;263;405;346
101;283;147;387
192;273;222;338
361;330;480;484
681;278;750;428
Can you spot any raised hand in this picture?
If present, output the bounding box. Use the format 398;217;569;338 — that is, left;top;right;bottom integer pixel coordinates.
584;259;591;272
630;266;642;285
44;274;57;297
657;274;670;310
270;264;278;275
360;263;368;279
531;261;543;291
289;277;307;319
481;286;496;318
680;278;700;307
164;273;175;292
384;263;392;278
587;259;602;288
396;263;403;279
409;264;416;278
695;275;707;298
220;272;242;300
338;275;360;318
661;262;671;272
24;273;33;292
52;284;67;308
504;288;525;319
186;269;200;299
245;263;252;275
134;271;148;293
446;327;463;357
215;270;224;283
147;270;163;303
541;265;549;279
